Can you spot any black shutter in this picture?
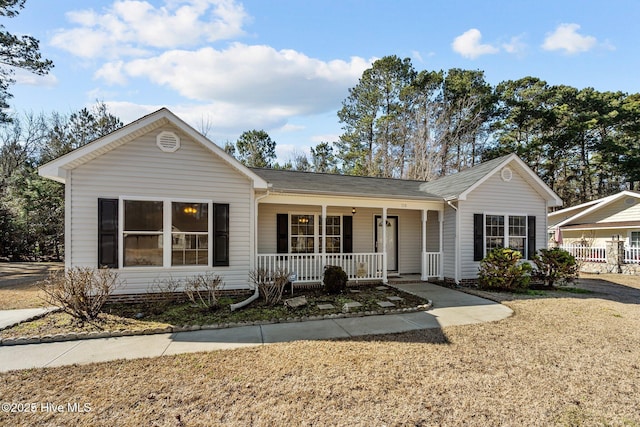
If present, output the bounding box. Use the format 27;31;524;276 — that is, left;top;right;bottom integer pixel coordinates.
473;213;484;261
98;198;118;268
527;216;536;260
343;215;353;253
277;213;288;253
213;203;229;266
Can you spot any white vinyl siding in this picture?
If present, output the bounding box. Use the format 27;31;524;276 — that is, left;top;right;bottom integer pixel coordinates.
69;125;253;293
459;166;547;280
578;197;640;224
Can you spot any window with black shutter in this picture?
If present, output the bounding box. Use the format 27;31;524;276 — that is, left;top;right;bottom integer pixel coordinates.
98;198;118;268
213;203;229;266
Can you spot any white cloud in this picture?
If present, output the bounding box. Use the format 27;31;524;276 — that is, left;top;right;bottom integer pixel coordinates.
542;23;597;54
502;35;527;56
310;133;339;144
101;43;370;115
13;70;58;87
51;0;248;59
452;29;499;59
280;123;305;132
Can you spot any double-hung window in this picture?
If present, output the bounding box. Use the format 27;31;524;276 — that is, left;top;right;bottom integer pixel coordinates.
508;216;527;255
291;214;314;253
123;200;164;267
171;202;209;266
630;231;640;247
321;215;341;253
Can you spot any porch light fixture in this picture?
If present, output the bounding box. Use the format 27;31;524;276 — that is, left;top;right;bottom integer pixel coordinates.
298;216;309;224
183;206;198;215
352;207;356;215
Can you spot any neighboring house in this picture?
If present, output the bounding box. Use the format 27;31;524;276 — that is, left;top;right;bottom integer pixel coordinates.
39;108;562;295
548;190;640;247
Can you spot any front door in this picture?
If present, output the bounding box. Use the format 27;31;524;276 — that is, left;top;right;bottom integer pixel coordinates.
375;216;398;271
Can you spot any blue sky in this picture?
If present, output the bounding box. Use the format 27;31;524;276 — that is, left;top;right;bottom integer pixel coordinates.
5;0;640;161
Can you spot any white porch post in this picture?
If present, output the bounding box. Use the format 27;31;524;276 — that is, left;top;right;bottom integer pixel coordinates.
439;209;444;280
421;209;428;281
321;204;327;268
382;207;388;284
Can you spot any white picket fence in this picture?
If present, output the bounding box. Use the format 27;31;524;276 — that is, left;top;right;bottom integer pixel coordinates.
559;245;640;264
558;245;606;263
625;246;640;264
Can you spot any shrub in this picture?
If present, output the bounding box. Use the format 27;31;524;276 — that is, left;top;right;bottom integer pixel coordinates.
144;276;186;314
533;248;579;287
478;248;532;291
38;267;120;322
184;273;223;309
249;268;291;305
323;265;348;294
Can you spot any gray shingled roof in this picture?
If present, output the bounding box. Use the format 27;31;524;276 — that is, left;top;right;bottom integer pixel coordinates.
417;155;512;200
250;156;511;201
250;168;442;200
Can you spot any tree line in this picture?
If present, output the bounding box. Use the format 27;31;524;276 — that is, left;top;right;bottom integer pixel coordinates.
229;56;639;211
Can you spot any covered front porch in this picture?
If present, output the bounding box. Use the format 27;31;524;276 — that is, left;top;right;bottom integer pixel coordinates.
254;193;443;285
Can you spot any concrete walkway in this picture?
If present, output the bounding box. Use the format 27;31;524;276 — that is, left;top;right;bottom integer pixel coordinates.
0;283;512;372
0;307;58;330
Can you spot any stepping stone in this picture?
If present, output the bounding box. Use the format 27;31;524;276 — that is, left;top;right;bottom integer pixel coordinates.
377;301;396;308
387;296;404;301
349;289;361;293
342;301;363;312
317;304;335;310
284;296;308;308
375;286;389;290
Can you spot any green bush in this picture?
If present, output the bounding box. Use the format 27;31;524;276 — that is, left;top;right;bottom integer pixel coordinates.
323;265;348;294
478;248;532;291
533;248;578;287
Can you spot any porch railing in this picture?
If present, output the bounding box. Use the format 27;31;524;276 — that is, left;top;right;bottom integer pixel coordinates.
255;253;384;283
558;245;606;263
624;246;640;264
422;251;441;278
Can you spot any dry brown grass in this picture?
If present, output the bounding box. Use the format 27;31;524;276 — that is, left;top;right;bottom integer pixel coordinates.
0;262;62;309
1;276;639;426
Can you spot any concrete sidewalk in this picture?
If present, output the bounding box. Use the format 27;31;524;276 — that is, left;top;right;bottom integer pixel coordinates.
0;307;58;330
0;283;513;372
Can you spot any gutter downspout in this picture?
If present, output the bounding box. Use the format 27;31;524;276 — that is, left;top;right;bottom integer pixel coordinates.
231;189;270;311
446;200;460;285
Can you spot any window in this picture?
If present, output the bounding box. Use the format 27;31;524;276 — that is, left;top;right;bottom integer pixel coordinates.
485;215;505;253
291;214;314;253
123;200;164;267
286;214;343;254
115;199;228;268
480;214;529;258
321;216;341;253
508;216;527;255
631;231;640;247
171;202;208;266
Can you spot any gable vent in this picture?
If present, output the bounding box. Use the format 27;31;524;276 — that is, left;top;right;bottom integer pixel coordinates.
156;131;180;153
501;167;513;182
625;197;636;206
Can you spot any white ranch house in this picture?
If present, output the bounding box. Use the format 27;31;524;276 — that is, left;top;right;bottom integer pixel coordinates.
39;108;562;295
